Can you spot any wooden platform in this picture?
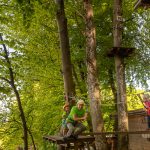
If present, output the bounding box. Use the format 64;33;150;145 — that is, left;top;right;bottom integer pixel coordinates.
107;47;134;58
43;135;95;150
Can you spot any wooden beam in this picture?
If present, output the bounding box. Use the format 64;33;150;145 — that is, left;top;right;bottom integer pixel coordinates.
43;135;95;149
43;135;95;144
82;130;150;135
107;47;135;57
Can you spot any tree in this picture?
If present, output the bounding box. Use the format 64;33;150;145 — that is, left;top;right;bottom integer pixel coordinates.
0;0;150;149
55;0;76;106
113;0;129;149
83;0;108;149
0;34;28;150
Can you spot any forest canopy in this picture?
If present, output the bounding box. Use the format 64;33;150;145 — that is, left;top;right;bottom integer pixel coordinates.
0;0;150;149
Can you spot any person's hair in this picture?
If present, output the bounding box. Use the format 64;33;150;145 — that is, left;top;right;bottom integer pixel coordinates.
77;99;85;105
63;103;69;110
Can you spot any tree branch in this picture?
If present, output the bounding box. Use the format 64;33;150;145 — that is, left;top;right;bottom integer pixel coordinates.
0;77;11;84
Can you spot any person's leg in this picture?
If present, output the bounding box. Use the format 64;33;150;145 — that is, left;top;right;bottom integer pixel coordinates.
63;128;68;136
74;122;86;136
66;123;75;137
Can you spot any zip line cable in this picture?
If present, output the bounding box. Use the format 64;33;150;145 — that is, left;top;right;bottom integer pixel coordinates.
63;90;150;107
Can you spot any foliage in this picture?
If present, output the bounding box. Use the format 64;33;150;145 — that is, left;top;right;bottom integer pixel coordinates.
0;0;150;149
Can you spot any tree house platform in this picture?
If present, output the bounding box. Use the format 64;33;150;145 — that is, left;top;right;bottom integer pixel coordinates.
43;135;95;150
107;47;135;58
134;0;150;9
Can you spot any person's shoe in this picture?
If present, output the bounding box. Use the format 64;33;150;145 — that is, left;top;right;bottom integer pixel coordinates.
69;135;75;138
63;136;71;141
63;135;74;141
63;136;68;141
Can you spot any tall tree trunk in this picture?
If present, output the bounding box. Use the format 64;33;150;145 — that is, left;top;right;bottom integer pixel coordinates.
108;69;118;150
55;1;75;149
55;0;75;106
0;34;28;150
113;0;129;150
83;0;108;149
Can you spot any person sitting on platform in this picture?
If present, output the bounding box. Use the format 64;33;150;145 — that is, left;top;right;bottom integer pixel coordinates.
61;103;70;136
138;93;150;129
64;100;88;140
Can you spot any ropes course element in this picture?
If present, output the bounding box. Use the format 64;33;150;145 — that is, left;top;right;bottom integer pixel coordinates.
82;130;150;135
63;90;150;107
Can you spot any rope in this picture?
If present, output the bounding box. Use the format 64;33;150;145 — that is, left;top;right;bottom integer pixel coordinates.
63;94;149;106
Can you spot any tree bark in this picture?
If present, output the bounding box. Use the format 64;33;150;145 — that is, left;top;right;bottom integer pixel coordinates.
55;1;76;149
108;69;118;150
83;0;108;149
55;0;75;106
113;0;129;150
28;128;36;150
0;34;28;150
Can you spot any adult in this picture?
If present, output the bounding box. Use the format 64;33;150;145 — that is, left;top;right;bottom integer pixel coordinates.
64;100;88;140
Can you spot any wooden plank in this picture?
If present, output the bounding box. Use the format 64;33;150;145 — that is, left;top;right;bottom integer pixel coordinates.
43;135;64;144
43;135;95;150
43;131;150;144
82;130;150;136
43;135;95;144
43;131;150;143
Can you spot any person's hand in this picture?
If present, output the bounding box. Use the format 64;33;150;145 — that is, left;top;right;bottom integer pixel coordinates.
79;116;86;122
82;115;87;121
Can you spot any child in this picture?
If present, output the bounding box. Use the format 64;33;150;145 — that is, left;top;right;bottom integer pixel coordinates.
61;103;70;136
